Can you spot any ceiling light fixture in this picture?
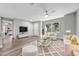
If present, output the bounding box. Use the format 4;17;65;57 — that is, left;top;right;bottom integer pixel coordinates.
45;14;48;18
45;10;48;18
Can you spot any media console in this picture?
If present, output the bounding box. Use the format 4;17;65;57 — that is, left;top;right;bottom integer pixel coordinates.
18;33;29;38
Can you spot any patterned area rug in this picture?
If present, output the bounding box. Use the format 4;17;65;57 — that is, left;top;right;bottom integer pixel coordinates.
37;39;65;56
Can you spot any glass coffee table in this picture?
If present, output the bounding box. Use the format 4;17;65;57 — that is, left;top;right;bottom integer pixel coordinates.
38;37;52;47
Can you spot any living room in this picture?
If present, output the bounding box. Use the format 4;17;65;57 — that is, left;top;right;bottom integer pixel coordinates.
0;3;79;56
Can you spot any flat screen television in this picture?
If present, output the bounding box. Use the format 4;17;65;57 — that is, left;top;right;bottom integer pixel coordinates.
19;26;28;32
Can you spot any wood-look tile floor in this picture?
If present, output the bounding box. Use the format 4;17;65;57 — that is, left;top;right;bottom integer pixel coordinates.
0;36;65;56
0;36;40;56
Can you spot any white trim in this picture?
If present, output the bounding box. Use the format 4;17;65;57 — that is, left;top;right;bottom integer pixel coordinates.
0;45;3;48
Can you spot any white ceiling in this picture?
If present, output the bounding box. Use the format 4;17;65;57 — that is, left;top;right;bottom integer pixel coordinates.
0;3;79;21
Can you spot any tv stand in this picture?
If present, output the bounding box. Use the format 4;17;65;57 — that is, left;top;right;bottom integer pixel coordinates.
18;33;29;39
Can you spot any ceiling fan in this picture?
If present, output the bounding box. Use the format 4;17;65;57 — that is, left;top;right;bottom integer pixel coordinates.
44;9;56;18
29;3;56;18
45;10;48;18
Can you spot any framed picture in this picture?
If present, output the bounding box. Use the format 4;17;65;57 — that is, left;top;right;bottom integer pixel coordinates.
52;22;59;32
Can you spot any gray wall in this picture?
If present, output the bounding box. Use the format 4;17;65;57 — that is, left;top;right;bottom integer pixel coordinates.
0;18;2;48
13;19;33;39
42;12;77;38
64;12;76;34
76;9;79;36
43;17;64;38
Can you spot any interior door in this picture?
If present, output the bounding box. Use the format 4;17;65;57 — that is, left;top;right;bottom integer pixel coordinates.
33;22;40;36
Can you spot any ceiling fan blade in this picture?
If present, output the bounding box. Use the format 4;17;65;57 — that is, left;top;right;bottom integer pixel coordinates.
29;3;35;5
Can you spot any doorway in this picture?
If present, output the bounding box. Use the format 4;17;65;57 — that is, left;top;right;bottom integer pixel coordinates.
1;18;14;48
